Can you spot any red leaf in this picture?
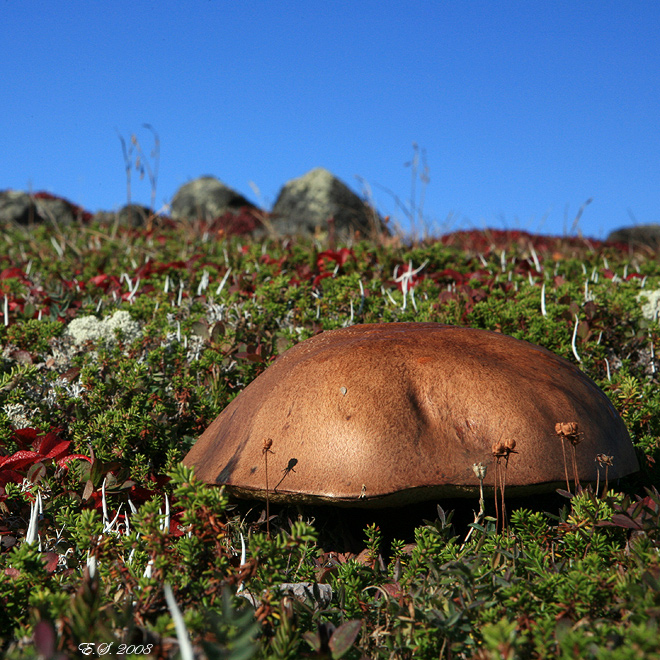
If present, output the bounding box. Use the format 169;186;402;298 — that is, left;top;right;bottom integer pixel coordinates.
436;268;467;284
42;440;71;460
0;450;42;470
234;352;264;363
329;619;362;656
34;431;61;455
169;518;185;537
89;274;106;286
380;581;403;600
57;454;92;468
312;272;333;288
42;553;60;575
0;267;26;281
34;620;56;656
82;479;94;500
12;428;38;448
27;462;47;482
609;514;643;529
61;367;81;382
317;248;354;269
0;469;24;487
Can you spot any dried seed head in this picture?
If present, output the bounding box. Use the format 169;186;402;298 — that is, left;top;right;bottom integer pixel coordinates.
492;440;505;456
555;421;578;437
555;421;582;445
596;453;614;467
493;438;518;457
262;438;273;455
492;439;518;458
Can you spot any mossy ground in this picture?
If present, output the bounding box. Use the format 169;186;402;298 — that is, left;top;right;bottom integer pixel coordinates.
0;221;659;659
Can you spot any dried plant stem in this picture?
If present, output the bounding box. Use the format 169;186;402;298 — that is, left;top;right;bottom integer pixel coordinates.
493;459;508;534
493;462;500;532
605;464;609;495
263;438;274;538
571;444;581;491
596;454;613;498
492;439;516;534
555;422;582;494
560;437;570;493
265;454;270;537
500;463;507;533
463;464;486;547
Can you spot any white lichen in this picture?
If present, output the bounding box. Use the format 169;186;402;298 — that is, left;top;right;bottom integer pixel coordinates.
638;289;660;321
2;402;35;429
65;310;141;346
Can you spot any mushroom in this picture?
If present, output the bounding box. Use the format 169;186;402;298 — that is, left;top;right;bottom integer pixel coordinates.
183;323;638;506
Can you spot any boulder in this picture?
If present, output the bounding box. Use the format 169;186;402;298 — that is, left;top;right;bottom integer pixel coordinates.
0;190;91;225
607;224;660;249
92;204;153;227
170;176;256;222
271;168;385;239
0;190;35;224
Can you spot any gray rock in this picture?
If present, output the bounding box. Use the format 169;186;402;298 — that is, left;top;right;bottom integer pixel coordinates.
271;168;386;239
92;204;153;227
170;176;255;222
0;190;35;224
0;190;88;225
35;196;84;224
607;224;660;249
239;582;332;610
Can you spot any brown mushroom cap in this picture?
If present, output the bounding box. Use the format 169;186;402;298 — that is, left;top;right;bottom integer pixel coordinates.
183;323;639;506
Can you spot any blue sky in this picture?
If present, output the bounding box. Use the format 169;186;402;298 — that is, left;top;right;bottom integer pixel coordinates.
2;1;659;239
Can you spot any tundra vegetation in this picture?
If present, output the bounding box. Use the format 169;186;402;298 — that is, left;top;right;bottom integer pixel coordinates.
0;218;659;659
